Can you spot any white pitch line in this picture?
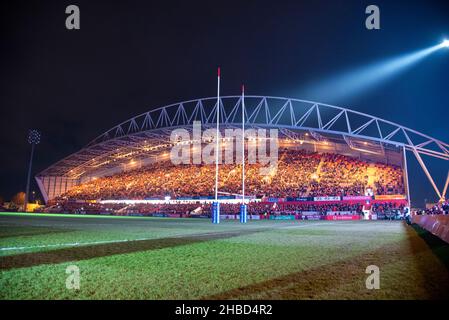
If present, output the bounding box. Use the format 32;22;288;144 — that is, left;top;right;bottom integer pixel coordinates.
0;231;208;252
0;238;146;252
0;221;348;252
0;229;250;252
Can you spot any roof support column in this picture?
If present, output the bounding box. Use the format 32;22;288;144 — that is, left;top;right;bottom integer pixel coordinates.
441;170;449;202
412;148;442;200
403;146;411;207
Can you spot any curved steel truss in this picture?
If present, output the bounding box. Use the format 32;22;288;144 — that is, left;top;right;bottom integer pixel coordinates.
37;96;449;202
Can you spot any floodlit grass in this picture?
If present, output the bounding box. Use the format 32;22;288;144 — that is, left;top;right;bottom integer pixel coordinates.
0;213;448;299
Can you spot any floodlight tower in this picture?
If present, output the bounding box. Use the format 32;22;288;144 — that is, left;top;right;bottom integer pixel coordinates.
24;129;40;212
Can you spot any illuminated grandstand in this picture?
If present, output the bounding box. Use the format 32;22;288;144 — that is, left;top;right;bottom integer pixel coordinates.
36;96;449;214
60;150;404;200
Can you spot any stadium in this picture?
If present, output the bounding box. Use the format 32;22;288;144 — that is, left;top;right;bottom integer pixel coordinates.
2;95;447;300
35;95;448;220
3;100;449;301
2;1;449;304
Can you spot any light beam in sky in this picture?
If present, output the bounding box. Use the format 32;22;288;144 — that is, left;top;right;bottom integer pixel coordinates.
301;41;447;103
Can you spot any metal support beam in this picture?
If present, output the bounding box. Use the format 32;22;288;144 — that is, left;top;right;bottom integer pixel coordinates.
412;148;442;200
403;146;411;207
441;170;449;202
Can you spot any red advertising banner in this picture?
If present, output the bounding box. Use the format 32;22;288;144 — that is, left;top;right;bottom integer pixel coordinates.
325;215;361;221
314;196;341;201
374;194;406;200
342;196;372;201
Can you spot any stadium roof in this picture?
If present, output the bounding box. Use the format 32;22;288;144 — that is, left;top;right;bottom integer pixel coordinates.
36;96;449;201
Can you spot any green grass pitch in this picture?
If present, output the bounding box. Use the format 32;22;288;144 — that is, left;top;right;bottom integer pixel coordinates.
1;212;449;299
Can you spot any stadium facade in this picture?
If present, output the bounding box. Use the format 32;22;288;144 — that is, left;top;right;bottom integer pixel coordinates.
36;96;449;204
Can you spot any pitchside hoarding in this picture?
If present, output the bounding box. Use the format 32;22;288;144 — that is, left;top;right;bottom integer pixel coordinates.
325;215;361;220
221;214;261;220
342;196;372;201
314;196;341;201
270;215;296;220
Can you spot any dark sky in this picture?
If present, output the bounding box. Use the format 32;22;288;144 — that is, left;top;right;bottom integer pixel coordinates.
1;0;448;207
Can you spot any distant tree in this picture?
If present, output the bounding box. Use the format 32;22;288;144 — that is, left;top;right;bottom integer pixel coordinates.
11;192;25;206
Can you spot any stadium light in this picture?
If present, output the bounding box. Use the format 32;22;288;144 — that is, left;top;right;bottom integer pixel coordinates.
441;39;449;48
24;129;40;212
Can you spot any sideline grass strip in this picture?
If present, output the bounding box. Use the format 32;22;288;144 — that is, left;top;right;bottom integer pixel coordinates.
0;212;181;220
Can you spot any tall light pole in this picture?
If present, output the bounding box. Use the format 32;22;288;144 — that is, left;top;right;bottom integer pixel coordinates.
24;129;40;212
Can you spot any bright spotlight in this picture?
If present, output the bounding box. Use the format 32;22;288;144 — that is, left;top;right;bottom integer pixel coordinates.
442;39;449;48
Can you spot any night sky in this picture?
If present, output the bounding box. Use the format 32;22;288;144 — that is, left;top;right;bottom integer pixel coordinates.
1;0;448;207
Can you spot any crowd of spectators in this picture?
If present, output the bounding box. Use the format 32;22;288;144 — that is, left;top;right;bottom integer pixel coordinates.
60;149;405;201
418;201;449;215
373;163;405;195
371;202;406;214
309;153;369;196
